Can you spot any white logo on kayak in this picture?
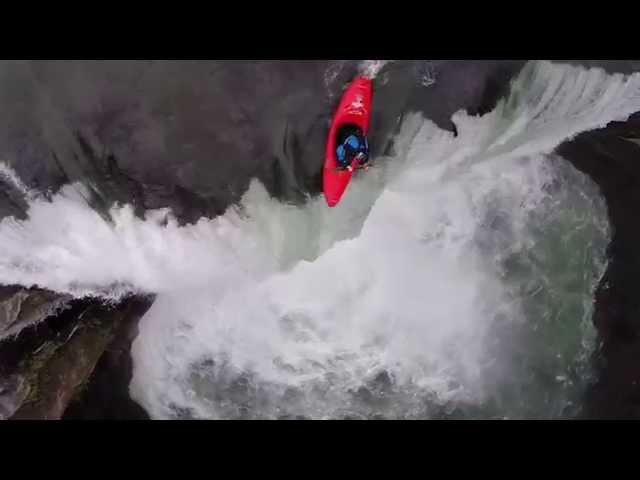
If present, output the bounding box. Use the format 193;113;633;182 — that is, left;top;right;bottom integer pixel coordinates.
346;94;366;114
351;94;364;109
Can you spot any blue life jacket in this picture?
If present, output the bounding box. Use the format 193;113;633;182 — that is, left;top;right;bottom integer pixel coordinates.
336;134;362;164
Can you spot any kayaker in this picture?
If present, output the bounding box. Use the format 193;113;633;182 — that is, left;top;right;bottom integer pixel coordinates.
336;127;370;172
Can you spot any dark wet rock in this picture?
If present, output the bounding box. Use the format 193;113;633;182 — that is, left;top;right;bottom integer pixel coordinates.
556;111;640;418
62;295;153;420
0;374;27;419
0;285;71;341
0;296;94;418
0;294;152;420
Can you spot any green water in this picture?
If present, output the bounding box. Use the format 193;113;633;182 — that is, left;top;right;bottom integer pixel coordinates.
469;156;609;419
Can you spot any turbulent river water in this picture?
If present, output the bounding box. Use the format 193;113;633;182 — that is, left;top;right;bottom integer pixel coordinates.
1;60;640;418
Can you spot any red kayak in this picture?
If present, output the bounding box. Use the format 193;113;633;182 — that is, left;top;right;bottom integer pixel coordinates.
323;76;373;207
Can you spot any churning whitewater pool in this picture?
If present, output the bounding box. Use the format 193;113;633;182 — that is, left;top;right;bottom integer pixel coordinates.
1;60;639;418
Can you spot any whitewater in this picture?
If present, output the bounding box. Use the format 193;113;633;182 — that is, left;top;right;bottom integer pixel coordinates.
0;60;637;418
